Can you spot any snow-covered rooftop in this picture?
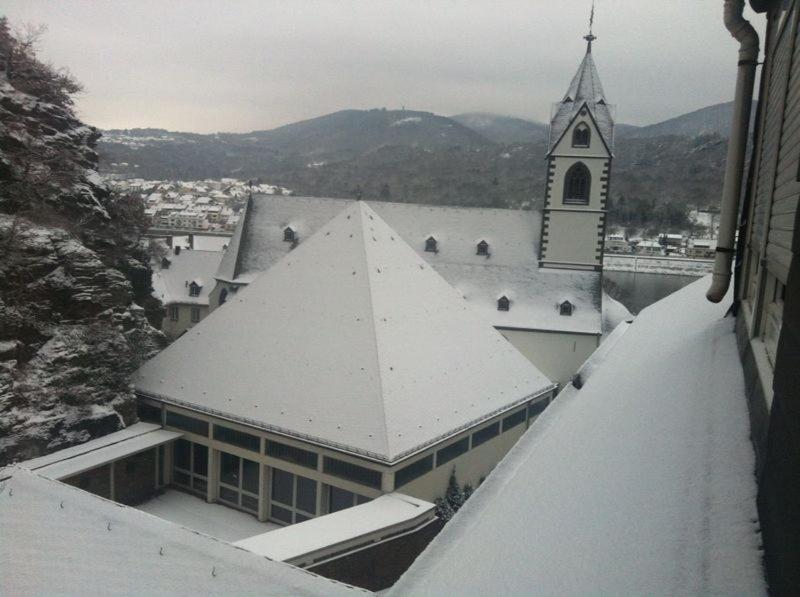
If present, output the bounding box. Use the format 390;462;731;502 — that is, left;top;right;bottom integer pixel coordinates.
18;423;181;480
216;195;602;334
136;202;554;462
0;468;363;596
152;249;223;306
392;277;765;595
19;423;166;472
234;493;435;564
549;47;614;153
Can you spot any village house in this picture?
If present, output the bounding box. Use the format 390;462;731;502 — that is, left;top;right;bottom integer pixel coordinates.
686;237;716;258
151;246;223;339
635;239;664;255
604;232;629;253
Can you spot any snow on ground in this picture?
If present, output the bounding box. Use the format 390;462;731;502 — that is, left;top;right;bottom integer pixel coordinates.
137;489;279;542
392;277;765;595
390;117;422;126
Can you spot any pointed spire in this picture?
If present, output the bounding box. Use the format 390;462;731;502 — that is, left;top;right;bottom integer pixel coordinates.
547;0;613;154
583;0;596;53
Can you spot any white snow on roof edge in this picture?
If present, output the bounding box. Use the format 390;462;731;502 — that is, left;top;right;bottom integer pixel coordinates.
391;277;765;595
0;467;366;596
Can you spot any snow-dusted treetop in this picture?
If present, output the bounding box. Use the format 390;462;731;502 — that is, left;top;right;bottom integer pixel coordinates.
136;202;554;462
392;278;765;595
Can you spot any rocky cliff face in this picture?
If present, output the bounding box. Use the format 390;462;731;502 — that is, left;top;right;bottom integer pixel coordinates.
0;76;165;466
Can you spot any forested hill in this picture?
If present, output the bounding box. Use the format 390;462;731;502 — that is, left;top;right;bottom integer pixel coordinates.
99;103;736;231
0;19;164;466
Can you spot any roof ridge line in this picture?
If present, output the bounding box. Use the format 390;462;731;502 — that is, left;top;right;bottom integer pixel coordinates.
356;202;393;460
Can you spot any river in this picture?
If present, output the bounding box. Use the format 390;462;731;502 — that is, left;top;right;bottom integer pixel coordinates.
603;271;700;315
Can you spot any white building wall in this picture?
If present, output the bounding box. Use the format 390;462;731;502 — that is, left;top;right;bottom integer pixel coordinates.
394;422;529;502
542;111;612;269
499;328;600;389
162;303;210;340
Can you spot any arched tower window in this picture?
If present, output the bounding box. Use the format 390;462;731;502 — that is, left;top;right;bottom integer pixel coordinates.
563;162;591;205
572;122;590;147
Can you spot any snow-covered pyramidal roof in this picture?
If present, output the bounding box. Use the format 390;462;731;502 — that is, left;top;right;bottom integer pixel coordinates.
549;47;614;153
135;202;553;462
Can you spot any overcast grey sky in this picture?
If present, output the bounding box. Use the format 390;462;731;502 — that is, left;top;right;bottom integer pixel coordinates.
3;1;767;133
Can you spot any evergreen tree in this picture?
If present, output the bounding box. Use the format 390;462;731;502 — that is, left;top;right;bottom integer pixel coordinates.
434;468;474;522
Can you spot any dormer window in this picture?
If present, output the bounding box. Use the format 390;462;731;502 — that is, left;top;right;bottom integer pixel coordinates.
559;300;574;316
497;296;510;311
476;240;490;257
189;281;202;297
425;236;438;253
160;257;171;269
572;122;590;148
283;227;296;242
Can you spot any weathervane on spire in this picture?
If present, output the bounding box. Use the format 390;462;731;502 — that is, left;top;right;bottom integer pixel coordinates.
584;0;596;53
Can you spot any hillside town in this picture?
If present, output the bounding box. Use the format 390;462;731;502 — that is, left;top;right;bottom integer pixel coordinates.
106;177;293;232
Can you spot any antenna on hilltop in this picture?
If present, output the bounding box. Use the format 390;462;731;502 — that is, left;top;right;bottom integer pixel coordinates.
584;0;597;52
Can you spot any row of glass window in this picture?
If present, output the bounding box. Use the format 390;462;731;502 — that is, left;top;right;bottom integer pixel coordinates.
164;400;547;498
172;439;372;525
163;410;385;492
166;305;201;322
394;398;550;489
173;439;209;496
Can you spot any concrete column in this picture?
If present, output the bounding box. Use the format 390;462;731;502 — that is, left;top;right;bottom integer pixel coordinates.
154;447;160;489
258;464;270;522
382;471;393;493
109;461;116;502
316;481;325;516
164;442;173;485
207;448;220;503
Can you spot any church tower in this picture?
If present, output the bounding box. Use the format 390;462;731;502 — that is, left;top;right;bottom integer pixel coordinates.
539;10;613;271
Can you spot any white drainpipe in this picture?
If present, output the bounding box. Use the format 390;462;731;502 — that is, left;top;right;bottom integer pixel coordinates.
707;0;760;303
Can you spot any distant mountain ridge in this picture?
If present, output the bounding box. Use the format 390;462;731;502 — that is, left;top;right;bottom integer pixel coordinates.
617;101;752;139
450;113;548;144
245;109;489;158
99;102;735;229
